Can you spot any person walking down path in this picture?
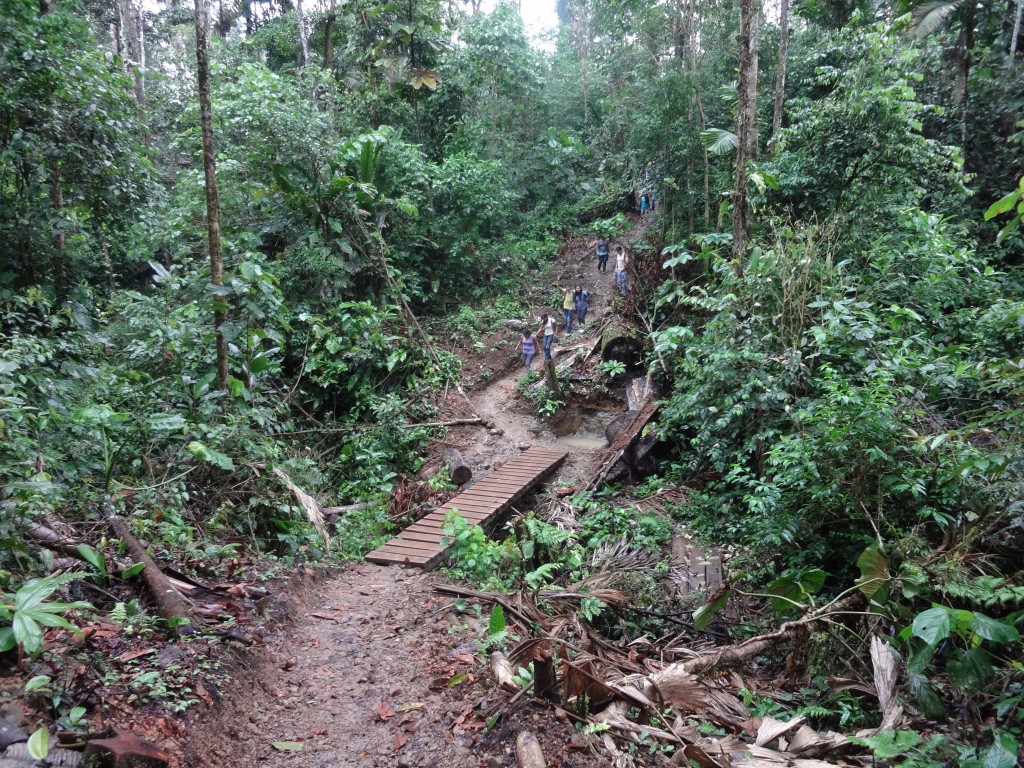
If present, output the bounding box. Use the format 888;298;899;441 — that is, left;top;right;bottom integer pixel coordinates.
538;313;557;361
574;285;590;329
595;235;610;272
640;194;650;217
614;246;629;295
516;328;538;369
560;284;575;335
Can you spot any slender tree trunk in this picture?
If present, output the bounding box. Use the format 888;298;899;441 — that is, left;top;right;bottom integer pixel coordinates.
51;170;68;297
771;0;790;146
732;0;760;270
323;0;336;72
1009;0;1021;70
193;0;230;392
955;3;975;166
38;0;50;14
295;0;310;67
244;0;252;35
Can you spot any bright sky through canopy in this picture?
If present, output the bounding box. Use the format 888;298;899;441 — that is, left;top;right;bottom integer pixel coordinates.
481;0;559;44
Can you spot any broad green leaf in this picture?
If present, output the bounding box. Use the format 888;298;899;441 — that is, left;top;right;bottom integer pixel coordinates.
488;604;506;636
187;441;235;471
121;563;146;579
76;544;106;574
271;741;304;752
856;544;890;605
447;672;468;687
984;190;1020;221
969;613;1021;644
982;732;1019;768
693;588;732;631
0;627;14;653
912;606;952;646
27;727;49;760
13;612;44;656
147;413;186;432
24;675;52;693
947;647;993;690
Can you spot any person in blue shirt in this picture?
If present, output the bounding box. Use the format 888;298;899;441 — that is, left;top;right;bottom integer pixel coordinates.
574;285;590;329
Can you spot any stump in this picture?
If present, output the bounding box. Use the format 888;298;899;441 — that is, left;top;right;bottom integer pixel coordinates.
441;448;472;486
600;319;642;369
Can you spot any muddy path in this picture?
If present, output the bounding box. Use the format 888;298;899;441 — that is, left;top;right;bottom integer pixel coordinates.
186;220;650;768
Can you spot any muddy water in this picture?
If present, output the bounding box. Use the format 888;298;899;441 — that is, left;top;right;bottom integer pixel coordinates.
550;407;619;451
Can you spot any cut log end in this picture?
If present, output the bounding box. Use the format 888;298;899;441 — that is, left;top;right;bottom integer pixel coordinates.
441;447;472;486
515;730;547;768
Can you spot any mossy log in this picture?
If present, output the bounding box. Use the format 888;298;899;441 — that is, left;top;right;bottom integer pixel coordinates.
600;319;642;369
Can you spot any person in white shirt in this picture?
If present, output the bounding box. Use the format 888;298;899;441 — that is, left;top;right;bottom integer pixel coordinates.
614;246;629;295
537;313;557;361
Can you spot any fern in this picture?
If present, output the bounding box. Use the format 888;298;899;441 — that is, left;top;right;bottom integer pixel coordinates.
939;574;1024;609
525;562;560;590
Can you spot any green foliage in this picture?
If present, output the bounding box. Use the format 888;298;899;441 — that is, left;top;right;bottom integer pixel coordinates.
0;572;90;658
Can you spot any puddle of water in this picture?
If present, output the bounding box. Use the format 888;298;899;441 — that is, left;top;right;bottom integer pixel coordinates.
557;434;608;450
550;408;619;451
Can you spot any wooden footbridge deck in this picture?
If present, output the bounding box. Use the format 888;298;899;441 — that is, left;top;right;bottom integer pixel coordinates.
365;447;568;570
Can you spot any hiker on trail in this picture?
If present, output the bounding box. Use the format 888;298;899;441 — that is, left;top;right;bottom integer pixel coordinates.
516;328;537;370
614;245;629;295
640;194;650;217
560;283;575;335
595;235;610;272
574;285;590;329
538;313;556;361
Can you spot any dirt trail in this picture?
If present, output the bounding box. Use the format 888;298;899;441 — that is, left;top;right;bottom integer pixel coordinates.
187;219;650;768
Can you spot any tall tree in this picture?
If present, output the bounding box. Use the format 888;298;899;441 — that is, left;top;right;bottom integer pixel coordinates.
193;0;230;391
1009;0;1022;69
295;0;310;67
771;0;790;145
732;0;759;267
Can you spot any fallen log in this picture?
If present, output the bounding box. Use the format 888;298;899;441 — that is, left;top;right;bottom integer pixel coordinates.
101;503;197;633
586;400;659;491
600;318;642;369
442;447;472;485
490;651;519;692
322;501;380;517
515;731;547;768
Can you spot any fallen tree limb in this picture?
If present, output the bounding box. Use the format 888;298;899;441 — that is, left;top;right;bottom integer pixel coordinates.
515;731;547;768
101;502;197;633
322;501;380;517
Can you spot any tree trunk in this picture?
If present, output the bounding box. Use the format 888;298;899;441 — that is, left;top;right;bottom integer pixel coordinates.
102;504;197;632
193;0;230;392
771;0;790;145
51;170;67;298
442;448;472;486
732;0;760;270
1012;0;1023;70
543;359;562;401
323;0;336;73
295;0;310;67
955;3;975;166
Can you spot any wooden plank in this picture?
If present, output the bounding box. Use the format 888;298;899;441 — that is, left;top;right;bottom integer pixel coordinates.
367;446;567;570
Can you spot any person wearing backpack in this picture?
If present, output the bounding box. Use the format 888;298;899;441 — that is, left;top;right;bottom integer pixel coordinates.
574;285;590;329
595;235;610;272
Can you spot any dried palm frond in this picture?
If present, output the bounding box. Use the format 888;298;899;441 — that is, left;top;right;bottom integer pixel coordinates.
272;467;330;552
591;538;662;575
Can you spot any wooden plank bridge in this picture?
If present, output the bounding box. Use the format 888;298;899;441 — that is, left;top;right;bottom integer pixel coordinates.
365;447;568;570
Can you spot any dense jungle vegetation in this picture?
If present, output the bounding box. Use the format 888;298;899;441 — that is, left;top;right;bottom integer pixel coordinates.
1;0;1023;761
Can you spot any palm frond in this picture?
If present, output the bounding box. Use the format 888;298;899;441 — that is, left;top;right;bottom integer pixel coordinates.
700;127;739;156
910;0;959;38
